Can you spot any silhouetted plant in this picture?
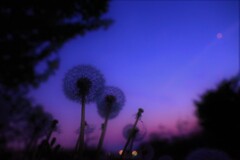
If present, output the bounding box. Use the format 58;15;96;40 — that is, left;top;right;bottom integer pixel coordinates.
0;95;10;124
158;155;173;160
123;124;144;142
97;86;125;152
0;0;111;91
121;108;144;159
185;148;231;160
75;122;96;147
0;88;55;154
25;106;53;150
0;96;9;150
0;86;30;138
138;143;155;160
0;94;10;146
35;120;60;160
195;77;240;157
63;65;105;154
84;123;96;146
122;123;146;153
0;1;112;156
46;119;59;142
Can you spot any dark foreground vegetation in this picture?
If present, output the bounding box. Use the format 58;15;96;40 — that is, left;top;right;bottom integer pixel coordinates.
1;77;239;160
1;1;240;159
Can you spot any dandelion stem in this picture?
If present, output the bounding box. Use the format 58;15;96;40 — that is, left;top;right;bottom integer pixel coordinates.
121;108;143;159
79;95;86;154
97;105;111;153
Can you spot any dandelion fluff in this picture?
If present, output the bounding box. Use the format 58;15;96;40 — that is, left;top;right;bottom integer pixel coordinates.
97;86;125;119
63;65;105;103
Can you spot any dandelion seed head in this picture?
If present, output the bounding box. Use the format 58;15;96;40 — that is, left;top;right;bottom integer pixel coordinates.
63;65;105;103
97;86;125;119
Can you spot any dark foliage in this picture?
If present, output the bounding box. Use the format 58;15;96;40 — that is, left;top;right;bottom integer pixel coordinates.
195;77;240;157
24;106;54;149
144;132;206;160
0;1;111;155
0;1;112;159
137;143;154;160
0;0;111;91
185;148;231;160
34;120;61;160
4;102;54;149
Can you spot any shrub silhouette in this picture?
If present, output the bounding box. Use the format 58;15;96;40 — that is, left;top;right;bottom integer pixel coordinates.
138;143;155;160
195;77;240;157
158;155;173;160
63;65;105;154
185;148;231;160
97;86;125;152
24;106;54;150
35;119;60;160
0;90;55;152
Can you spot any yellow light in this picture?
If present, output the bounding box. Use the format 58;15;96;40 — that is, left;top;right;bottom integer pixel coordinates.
119;149;123;155
132;150;138;156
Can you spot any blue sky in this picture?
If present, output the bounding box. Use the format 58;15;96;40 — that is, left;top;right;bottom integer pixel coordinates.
31;0;239;152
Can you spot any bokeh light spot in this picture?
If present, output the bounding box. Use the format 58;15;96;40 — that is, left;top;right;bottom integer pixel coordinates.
216;33;223;39
132;150;138;156
119;149;123;155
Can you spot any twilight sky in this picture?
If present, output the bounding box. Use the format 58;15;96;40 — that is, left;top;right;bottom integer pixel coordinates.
30;0;239;152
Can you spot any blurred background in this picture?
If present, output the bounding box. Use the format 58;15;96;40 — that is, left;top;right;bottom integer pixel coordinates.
0;0;239;159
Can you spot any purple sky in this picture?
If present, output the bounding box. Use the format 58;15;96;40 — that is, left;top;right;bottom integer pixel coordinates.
30;0;239;152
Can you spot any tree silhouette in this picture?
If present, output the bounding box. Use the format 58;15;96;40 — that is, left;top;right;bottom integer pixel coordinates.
63;65;105;154
97;86;125;152
0;87;54;148
0;0;111;91
195;77;240;157
0;1;111;154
